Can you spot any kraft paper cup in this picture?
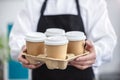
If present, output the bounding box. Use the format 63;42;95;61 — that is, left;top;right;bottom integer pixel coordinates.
45;36;68;60
66;31;86;55
26;32;46;56
45;28;65;37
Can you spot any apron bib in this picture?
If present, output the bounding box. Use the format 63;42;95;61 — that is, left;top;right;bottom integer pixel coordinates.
32;0;94;80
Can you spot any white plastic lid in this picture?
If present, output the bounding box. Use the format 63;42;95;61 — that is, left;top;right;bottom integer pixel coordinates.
45;28;65;37
26;32;46;42
45;36;68;45
66;31;86;41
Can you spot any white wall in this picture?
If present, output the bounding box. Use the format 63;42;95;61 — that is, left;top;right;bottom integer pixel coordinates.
0;0;25;59
0;0;24;34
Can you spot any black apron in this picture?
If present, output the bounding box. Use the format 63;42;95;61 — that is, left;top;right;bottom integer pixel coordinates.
32;0;94;80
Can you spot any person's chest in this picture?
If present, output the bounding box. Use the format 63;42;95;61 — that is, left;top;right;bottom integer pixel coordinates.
44;0;78;15
31;0;89;30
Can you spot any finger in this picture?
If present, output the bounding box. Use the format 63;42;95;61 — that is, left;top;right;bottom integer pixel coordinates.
85;40;95;53
23;64;36;69
71;64;91;70
23;64;42;69
79;60;95;66
75;52;96;61
35;64;43;68
70;59;95;66
18;55;29;64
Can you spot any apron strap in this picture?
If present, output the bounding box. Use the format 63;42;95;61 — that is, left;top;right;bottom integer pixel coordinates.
76;0;81;16
41;0;48;16
40;0;81;16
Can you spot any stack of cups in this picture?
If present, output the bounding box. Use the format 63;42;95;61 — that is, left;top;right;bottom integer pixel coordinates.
26;32;46;56
66;31;86;55
45;28;69;60
45;36;68;60
45;28;65;37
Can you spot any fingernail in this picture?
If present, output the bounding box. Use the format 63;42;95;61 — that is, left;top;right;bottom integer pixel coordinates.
75;58;79;61
36;62;41;65
37;62;41;64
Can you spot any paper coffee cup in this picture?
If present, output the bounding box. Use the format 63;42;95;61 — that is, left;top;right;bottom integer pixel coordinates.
66;31;86;55
45;36;68;60
26;32;46;56
45;28;65;37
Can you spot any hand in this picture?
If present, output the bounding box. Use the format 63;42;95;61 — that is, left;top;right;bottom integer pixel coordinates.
18;45;43;69
70;40;96;70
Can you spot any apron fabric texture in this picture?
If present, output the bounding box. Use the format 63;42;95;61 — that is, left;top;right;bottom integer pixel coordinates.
32;0;95;80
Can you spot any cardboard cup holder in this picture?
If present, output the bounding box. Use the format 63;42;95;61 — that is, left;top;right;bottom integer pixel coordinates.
22;51;89;70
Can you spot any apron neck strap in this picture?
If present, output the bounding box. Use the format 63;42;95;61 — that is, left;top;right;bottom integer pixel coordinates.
40;0;81;16
41;0;48;16
75;0;81;16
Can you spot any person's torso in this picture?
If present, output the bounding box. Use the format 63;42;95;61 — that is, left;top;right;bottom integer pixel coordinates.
32;0;94;80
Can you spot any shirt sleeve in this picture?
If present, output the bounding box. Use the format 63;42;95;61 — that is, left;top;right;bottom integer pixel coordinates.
9;0;43;61
85;0;117;67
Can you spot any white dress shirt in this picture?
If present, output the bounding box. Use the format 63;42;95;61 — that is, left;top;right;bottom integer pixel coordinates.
9;0;117;75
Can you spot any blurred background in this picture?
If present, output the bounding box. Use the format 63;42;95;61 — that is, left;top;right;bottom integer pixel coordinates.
0;0;120;80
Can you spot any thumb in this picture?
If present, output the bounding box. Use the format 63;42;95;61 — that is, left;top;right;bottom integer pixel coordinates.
85;40;95;53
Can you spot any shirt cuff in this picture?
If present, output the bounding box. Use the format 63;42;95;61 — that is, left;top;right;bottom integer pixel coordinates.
10;48;21;61
93;44;102;67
